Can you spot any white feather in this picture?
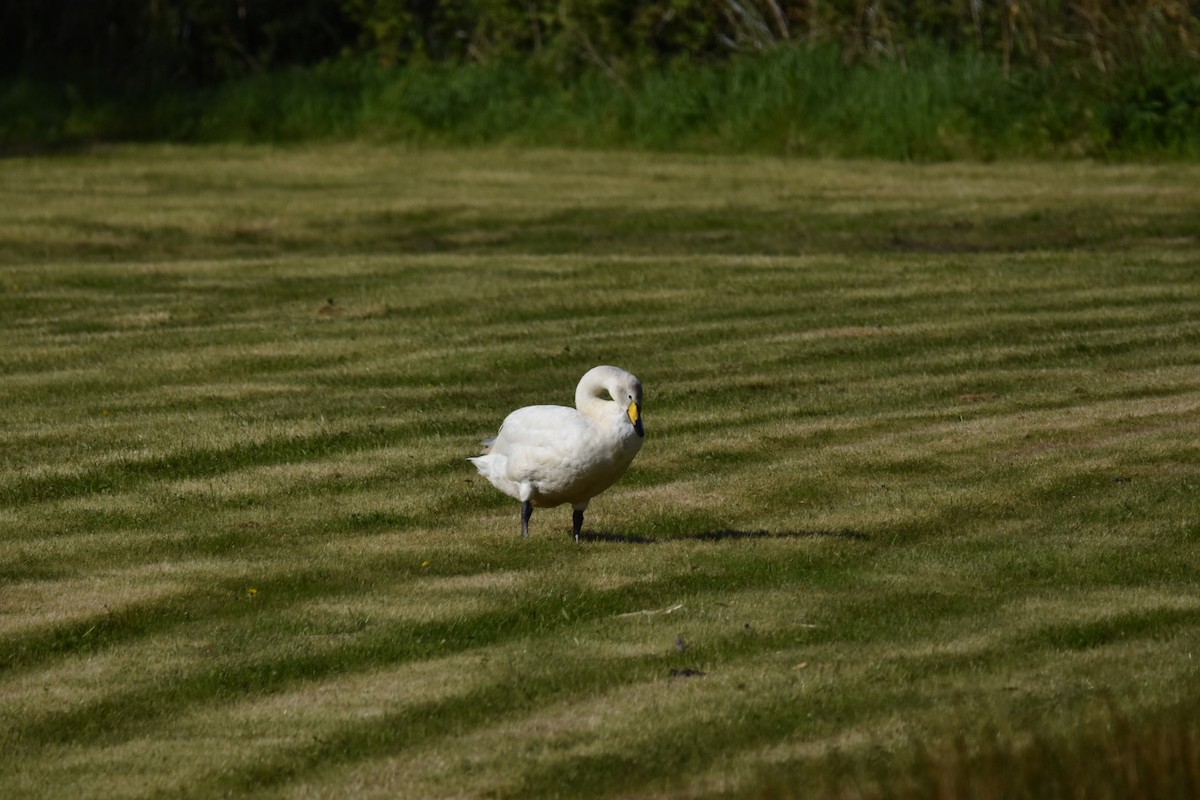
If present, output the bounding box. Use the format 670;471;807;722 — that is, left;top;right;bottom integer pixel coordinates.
469;366;646;533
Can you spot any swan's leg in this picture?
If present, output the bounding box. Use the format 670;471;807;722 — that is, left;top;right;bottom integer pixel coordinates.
572;509;585;542
521;500;533;539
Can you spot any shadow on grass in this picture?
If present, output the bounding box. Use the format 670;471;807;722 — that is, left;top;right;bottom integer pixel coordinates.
579;528;869;545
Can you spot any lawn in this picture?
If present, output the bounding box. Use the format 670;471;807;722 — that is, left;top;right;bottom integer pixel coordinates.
2;145;1199;798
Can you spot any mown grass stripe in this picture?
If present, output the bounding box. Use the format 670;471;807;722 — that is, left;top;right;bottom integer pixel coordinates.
187;653;680;798
0;426;402;508
3;546;870;748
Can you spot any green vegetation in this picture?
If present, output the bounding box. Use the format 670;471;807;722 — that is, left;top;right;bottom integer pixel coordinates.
2;145;1199;797
4;1;1200;157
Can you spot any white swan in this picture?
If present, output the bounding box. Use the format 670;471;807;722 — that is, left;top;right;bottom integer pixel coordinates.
469;365;646;540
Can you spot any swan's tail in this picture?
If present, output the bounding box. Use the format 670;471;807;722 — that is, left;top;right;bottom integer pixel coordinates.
468;449;504;475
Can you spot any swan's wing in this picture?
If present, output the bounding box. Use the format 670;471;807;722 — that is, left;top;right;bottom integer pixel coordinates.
492;405;589;457
491;405;599;481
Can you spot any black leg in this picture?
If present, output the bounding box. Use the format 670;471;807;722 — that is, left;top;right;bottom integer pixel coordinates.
572;509;584;542
521;500;533;539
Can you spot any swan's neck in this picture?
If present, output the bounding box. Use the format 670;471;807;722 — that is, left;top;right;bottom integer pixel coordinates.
576;396;610;420
576;380;615;423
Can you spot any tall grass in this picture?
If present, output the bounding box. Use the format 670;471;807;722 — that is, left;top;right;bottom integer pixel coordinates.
1;146;1199;798
763;699;1200;799
5;43;1197;158
183;46;1138;157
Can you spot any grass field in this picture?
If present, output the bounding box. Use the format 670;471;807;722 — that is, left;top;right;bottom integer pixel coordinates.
2;145;1200;798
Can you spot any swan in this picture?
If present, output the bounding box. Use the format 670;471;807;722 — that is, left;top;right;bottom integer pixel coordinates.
469;366;646;540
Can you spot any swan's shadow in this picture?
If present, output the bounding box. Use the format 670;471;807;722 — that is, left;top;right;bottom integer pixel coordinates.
578;528;868;545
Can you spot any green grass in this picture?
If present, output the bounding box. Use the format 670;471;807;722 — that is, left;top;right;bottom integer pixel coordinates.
8;44;1198;159
2;145;1200;798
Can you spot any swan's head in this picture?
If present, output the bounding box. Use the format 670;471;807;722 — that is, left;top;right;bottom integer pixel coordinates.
578;365;645;438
